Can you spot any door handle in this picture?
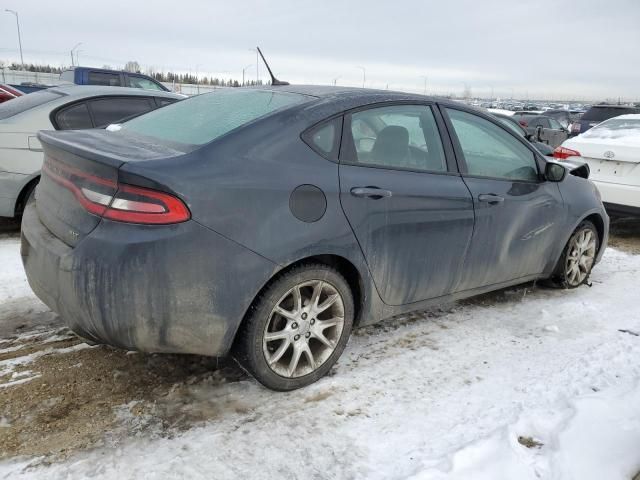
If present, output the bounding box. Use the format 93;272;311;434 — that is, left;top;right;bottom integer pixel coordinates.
478;194;504;204
350;187;393;199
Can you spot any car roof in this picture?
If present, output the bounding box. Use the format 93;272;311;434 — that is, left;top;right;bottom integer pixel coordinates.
257;84;445;103
605;114;640;120
46;84;183;100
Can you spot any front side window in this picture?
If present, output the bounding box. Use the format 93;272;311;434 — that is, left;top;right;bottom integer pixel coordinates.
128;76;164;91
347;105;446;172
55;102;93;129
120;89;309;147
89;97;155;128
446;108;539;182
88;72;121;87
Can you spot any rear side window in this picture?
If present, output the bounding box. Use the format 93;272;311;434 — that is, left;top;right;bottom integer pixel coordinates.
346;105;447;172
582;106;640;122
55;102;93;129
89;97;155;128
88;72;121;87
0;90;63;120
302;117;342;161
120;89;308;146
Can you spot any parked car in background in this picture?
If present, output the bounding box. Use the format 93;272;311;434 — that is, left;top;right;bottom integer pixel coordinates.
517;114;569;148
7;82;53;94
0;84;23;103
0;85;182;219
556;114;640;216
21;86;608;391
544;109;583;132
60;66;170;92
573;104;640;136
491;113;554;156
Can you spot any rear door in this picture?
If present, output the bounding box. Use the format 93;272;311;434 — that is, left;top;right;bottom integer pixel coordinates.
442;106;564;289
339;103;475;306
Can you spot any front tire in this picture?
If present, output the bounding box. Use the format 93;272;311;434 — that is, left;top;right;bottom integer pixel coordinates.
552;221;599;288
234;264;354;391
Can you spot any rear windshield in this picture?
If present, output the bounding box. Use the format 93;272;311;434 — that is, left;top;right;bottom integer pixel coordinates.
583;118;640;140
0;90;64;120
120;89;308;146
582;106;640;122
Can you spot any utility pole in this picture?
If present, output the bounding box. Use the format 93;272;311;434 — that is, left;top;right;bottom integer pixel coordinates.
332;76;341;86
70;42;82;66
356;66;366;88
420;75;428;95
5;9;24;69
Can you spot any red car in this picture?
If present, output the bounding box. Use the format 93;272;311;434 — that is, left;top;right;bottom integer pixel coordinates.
0;84;23;103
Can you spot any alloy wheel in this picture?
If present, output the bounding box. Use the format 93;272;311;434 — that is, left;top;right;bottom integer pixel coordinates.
565;228;597;286
263;280;345;378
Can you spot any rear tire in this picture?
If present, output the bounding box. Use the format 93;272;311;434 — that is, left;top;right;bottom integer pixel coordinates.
551;221;599;288
234;264;354;391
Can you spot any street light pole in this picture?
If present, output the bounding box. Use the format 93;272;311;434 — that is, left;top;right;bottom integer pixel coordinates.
5;9;24;69
356;66;366;88
242;64;252;86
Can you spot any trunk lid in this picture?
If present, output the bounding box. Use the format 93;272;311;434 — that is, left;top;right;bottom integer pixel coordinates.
36;129;184;247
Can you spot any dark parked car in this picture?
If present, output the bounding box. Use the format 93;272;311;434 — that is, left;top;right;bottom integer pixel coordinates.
60;66;170;92
544;109;583;132
491;113;554;156
22;86;608;391
517;114;569;148
574;104;640;135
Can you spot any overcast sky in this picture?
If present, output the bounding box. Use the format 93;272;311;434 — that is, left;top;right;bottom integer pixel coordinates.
1;0;638;100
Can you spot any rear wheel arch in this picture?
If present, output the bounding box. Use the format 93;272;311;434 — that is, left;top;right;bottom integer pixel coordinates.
233;254;364;349
14;176;40;217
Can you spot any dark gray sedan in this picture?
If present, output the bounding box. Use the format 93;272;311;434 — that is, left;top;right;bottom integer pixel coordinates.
21;86;608;390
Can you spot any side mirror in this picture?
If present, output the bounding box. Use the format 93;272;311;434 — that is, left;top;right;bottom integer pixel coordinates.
545;161;566;182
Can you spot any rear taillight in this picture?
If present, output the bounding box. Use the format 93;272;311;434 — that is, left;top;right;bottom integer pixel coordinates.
553;146;581;160
42;157;190;224
102;184;190;224
519;120;528;127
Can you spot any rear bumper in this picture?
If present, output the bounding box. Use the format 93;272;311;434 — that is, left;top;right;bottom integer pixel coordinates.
593;180;640;211
21;204;278;356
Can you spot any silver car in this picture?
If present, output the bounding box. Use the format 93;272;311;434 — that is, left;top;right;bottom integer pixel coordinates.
0;85;183;218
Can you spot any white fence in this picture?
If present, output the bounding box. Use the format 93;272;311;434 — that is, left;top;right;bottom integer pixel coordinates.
0;69;223;95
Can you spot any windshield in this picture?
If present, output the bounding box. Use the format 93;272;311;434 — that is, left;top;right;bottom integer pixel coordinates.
120;89;309;146
0;90;64;120
583;118;640;140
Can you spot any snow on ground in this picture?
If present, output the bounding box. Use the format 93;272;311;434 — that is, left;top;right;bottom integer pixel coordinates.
0;237;639;479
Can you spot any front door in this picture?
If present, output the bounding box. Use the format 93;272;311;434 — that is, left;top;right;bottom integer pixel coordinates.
442;107;565;290
339;104;475;306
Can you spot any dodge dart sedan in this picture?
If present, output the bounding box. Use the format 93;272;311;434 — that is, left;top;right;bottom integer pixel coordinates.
21;86;608;390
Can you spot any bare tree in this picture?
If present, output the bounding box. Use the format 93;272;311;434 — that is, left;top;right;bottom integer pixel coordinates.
124;60;141;73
